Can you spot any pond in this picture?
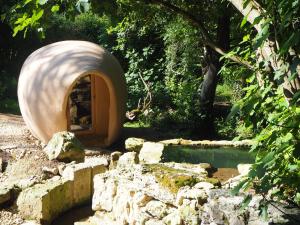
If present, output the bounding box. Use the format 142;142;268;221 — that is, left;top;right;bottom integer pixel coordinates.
162;145;254;168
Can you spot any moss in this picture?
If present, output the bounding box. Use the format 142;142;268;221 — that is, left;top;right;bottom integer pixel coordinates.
205;177;221;187
146;164;201;194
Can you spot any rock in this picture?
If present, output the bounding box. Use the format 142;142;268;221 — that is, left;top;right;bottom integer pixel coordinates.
145;219;166;225
139;142;164;163
16;176;39;189
43;131;84;162
117;152;139;167
21;221;41;225
109;151;122;170
178;205;200;225
176;187;207;206
237;164;252;176
194;182;214;190
85;157;108;178
92;175;117;211
133;192;153;207
58;164;66;175
125;137;145;152
62;163;92;205
159;139;181;145
0;187;11;205
17;177;73;223
42;166;58;175
163;211;182;225
145;200;168;219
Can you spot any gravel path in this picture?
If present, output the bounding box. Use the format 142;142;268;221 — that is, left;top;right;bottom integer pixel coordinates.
0;114;59;225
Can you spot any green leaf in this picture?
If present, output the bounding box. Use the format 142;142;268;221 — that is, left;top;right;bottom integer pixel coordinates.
51;5;60;13
226;104;240;121
240;194;252;211
240;15;248;28
231;178;249;195
259;204;268;221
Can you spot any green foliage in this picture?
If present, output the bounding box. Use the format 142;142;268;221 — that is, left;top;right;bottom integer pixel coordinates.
229;0;300;210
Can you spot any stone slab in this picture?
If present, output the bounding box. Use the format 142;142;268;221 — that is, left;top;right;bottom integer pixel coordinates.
62;163;92;205
17;177;73;224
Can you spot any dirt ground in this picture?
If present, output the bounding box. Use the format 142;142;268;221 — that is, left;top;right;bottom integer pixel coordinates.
0;114;60;225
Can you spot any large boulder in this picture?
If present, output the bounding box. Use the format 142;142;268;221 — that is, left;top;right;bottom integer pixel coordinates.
43;131;84;162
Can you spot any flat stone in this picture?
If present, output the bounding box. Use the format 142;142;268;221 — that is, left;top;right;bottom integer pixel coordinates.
21;221;41;225
125;138;145;152
159;139;181;145
62;163;92;205
139;142;164;164
17;177;73;224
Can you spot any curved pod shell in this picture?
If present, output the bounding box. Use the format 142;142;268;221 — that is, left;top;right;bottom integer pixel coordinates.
18;41;127;147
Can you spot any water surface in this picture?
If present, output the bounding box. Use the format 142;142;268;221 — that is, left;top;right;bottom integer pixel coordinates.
162;146;254;168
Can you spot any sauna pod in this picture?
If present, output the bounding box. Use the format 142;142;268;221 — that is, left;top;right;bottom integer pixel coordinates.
18;41;127;147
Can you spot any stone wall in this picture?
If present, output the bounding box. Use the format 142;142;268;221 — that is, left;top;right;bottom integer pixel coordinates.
81;152;297;225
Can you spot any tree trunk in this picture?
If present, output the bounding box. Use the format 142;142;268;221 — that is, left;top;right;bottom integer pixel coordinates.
198;8;230;138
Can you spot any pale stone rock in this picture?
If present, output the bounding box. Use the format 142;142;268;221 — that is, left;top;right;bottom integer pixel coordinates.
21;220;41;225
125;137;145;152
178;205;200;225
42;166;58;175
159;139;181;145
237;164;252;176
164;162;208;176
195;182;214;190
16;176;39;189
84;157;108;189
92;175;117;211
0;187;11;205
176;187;207;206
17;178;73;223
139;142;164;163
145;200;168;219
112;187;132;224
58;164;66;175
62;163;92;205
145;219;166;225
163;211;182;225
44;131;85;162
133;192;153;207
117;152;139;167
109;151;122;170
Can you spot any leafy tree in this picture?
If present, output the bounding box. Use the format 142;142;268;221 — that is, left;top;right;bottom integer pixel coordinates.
228;0;300;209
